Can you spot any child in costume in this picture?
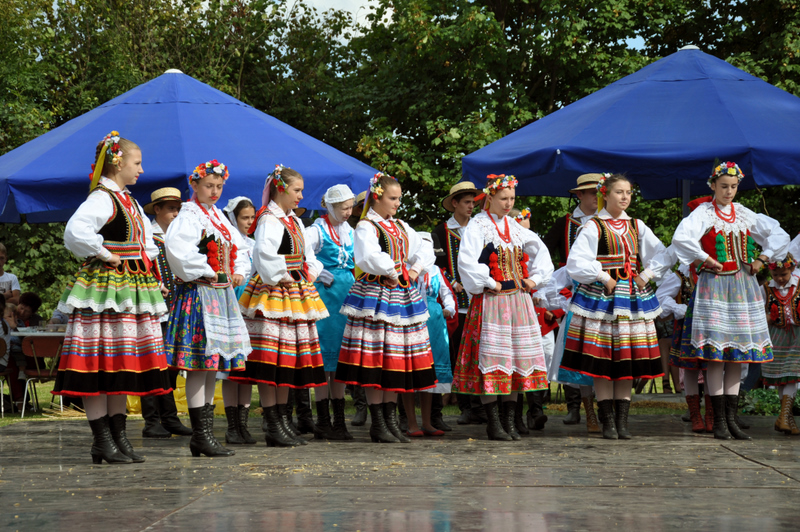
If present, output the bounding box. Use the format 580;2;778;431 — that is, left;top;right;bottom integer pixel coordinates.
53;131;172;464
453;174;554;442
164;159;252;457
232;165;329;447
335;173;437;444
561;173;667;440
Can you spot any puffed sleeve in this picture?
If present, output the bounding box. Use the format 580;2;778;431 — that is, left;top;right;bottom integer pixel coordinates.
647;245;678;282
252;215;292;285
655;272;683;319
305;223;323;254
458;218;496;294
672;208;712;266
751;212;790;261
63;190;115;261
165;211;216;282
538;266;572;310
788;233;800;262
436;269;456;315
637;220;668;283
400;221;432;274
520;228;554;288
301;221;323;278
566;220;609;285
225;218;250;278
353;221;398;278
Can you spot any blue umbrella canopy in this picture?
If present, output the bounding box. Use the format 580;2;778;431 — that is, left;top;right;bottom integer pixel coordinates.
462;47;800;199
0;70;376;222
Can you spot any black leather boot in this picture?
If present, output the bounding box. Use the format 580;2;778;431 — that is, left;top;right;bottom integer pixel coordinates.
597;399;618;440
514;396;530;436
397;398;409;432
157;391;192;436
204;404;235;456
725;394;752;440
500;400;521;440
614;399;632;440
189;406;232;457
471;395;488;423
314;399;336;440
526;391;548;430
710;395;731;440
141;395;171;438
224;406;246;444
237;405;257;444
108;413;145;463
484;401;512;441
384;402;411;442
430;393;452;431
284;390;299;435
563;386;582;425
456;393;474;425
369;403;400;443
295;388;317;434
351;386;368;426
330;398;354;440
89;415;132;464
264;404;302;447
277;403;307;445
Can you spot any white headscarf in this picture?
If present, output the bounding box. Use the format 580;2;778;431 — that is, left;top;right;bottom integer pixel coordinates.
321;185;355;223
223;196;253;228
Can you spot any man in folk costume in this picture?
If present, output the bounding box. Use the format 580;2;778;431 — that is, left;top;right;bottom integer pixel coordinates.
432;182;486;426
541;174;601;432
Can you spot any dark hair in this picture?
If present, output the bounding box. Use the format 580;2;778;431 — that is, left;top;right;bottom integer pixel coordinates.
19;292;42;312
232;198;255;220
602;173;630;194
269;168;303;197
452;191;476;206
94;137;140;173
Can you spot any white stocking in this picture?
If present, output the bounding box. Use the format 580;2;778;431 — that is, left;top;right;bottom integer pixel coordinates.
185;372;216;408
722;363;742;396
706;362;724;396
683;370;701;396
781;382;798;396
594;378;613;401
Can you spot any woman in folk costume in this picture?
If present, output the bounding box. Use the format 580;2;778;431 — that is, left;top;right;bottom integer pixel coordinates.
673;162;790;440
232;165;329;447
53;131;172;464
560;174;667;440
216;197;257;445
164;159;252;457
453;174;554;442
763;255;800;435
305;184;357;441
335;173;437;444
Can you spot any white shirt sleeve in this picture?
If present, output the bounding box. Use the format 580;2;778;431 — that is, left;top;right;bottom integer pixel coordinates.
302;222;323;278
136;201;159;261
401;221;431;274
353;221;398;278
655;272;683;319
637;220;668;283
566;220;608;285
521;228;554;288
788;233;800;262
165;211;216;282
63;190;115;261
458;218;496;294
306;223;323;254
436;268;457;315
226;219;250;278
648;245;678;282
672;208;712;266
751;212;790;261
252;215;291;285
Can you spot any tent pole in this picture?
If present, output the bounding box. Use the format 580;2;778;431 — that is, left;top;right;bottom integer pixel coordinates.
681;179;691;217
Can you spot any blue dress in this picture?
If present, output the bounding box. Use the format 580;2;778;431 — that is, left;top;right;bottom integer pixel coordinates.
423;269;454;389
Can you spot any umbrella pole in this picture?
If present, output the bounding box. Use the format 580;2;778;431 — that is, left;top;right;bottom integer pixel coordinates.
681;180;691;217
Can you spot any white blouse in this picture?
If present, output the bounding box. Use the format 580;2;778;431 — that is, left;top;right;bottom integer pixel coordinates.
353;208;431;279
421;266;457;316
566;209;666;285
64;177;158;262
252;201;322;286
654;264;692;320
458;211;554;295
536;266;573;313
165;201;249;282
672;201;789;266
786;232;800;263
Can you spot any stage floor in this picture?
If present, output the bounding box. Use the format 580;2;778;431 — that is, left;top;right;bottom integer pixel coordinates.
2;414;799;531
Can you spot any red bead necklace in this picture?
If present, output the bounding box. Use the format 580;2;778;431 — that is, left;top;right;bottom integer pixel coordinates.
194;199;231;241
713;201;736;223
322;214;341;246
490;214;512;244
379;219;401;238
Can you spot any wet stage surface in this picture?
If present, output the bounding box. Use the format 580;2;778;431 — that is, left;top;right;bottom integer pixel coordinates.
3;415;800;531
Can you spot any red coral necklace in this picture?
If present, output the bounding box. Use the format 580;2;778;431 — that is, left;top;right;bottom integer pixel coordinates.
194;199;231;241
322;214;341;246
490;214;512;244
713;201;736;223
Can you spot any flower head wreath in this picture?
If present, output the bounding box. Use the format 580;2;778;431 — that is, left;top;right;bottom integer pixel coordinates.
768;253;796;271
89;130;125;191
261;164;287;209
370;172;397;200
483;174;518;196
514;207;531;223
190;159;229;184
708;161;745;188
595;172;614;212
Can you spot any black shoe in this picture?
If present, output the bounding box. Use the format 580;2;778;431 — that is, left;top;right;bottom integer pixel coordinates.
157;392;193;436
526;391;548;430
514;397;529;436
369;403;400;443
397;399;409;433
108;413;145;463
89;416;132;464
456;393;473;424
330;398;354;441
351;386;368;426
224;406;246;444
484;401;512;441
725;394;752;440
188;406;233;457
430;393;452;432
141;396;171;438
295;388;317;434
237;405;257;444
277;403;307;445
614;399;632;440
563;386;582;425
500;400;521;440
205;404;235;456
263;405;302;447
597;400;618;440
710;395;732;440
314;399;336;440
384;402;411;443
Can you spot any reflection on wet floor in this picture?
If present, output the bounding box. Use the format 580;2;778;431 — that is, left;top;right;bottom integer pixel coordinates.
2;415;800;531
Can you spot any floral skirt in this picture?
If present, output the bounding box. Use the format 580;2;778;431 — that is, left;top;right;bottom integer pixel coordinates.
761;325;800;385
165;282;250;372
678;269;773;363
669;317;706;370
53;309;171;397
314;268;354;371
452;292;548;395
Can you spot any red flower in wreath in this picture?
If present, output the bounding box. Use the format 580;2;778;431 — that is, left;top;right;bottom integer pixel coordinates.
770;303;780;322
598;185;607;195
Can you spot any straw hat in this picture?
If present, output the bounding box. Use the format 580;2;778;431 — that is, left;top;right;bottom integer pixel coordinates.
143;187;182;215
569;173;603;194
354;190;367;208
441;181;480;212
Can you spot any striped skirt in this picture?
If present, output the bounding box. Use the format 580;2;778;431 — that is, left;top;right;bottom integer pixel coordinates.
761;324;800;386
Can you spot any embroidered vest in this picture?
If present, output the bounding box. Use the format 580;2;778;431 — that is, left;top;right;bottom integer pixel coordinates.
477;242;528;294
443;226;470;310
766;285;800;329
699;228;756;275
153;234;175;308
593;218;641;281
359;220;411;288
675;270;697;306
270;211;308;281
95;184;150;274
563;213;582;263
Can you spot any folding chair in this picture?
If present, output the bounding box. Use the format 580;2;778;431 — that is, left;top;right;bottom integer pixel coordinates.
21;336;64;418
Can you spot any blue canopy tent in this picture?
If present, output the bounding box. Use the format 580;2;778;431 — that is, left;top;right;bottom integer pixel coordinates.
0;69;376;223
462;47;800;204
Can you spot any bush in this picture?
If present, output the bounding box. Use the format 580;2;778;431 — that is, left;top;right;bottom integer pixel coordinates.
742;388;800;416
